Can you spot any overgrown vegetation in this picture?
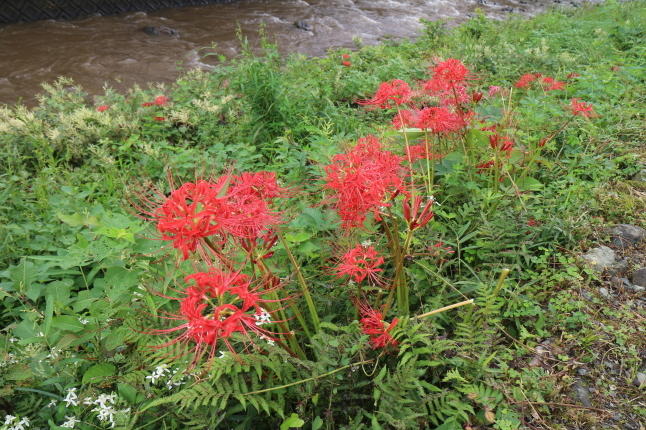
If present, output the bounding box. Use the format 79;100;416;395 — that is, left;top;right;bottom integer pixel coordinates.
0;1;645;429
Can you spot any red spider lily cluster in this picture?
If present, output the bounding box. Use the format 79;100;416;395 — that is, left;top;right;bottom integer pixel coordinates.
134;172;285;260
324;135;405;229
335;243;385;284
132;171;292;361
155;268;283;362
97;105;109;112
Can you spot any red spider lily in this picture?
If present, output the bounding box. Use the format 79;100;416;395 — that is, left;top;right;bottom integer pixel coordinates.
342;54;351;59
405;144;446;163
475;160;495;173
414;107;464;135
324;135;404;229
335;243;385;284
154;116;165;121
342;61;351;67
359;79;411;109
141;101;155;107
471;91;484;104
355;301;399;349
541;77;566;91
97;105;109;112
229;171;291;202
430;239;454;254
514;73;536;89
154;96;169;106
426;58;470;90
567;73;581;79
567;98;597;118
154;271;284;365
489;134;515;157
402;195;434;231
151;179;233;259
488;85;502;97
392;109;418;129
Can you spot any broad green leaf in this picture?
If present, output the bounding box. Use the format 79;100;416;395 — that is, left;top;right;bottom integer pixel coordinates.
312;417;323;430
118;383;138;404
280;413;304;430
43;294;55;337
51;316;85;333
82;363;116;384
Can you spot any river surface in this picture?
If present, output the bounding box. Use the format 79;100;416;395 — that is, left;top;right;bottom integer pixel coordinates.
0;0;600;106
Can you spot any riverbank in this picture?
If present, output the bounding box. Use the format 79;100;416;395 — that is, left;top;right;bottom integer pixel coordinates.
0;1;645;429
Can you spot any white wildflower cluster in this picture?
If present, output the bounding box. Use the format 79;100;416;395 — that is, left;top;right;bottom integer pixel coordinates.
0;353;19;369
146;364;192;391
78;317;89;325
253;308;272;326
83;393;129;428
361;240;374;247
1;415;30;430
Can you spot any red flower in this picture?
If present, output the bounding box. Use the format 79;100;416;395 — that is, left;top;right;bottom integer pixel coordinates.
324;136;404;229
97;105;109;112
567;73;581;79
155;96;170;106
356;302;399;349
392;109;418;129
611;66;621;72
142;102;155;107
152;179;233;259
414;107;464;135
229;171;290;202
154;270;283;364
402;195;434;231
342;54;351;59
488;85;502;97
359;79;411;109
567;98;597;118
336;244;385;284
342;60;351;67
471;91;484;104
405;144;446;163
429;58;470;88
154;116;165;121
515;73;536;88
489;134;514;157
541;77;565;91
475;160;495;173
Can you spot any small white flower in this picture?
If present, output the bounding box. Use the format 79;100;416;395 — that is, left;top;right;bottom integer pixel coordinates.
146;364;170;385
60;415;80;428
78;318;89;325
4;415;16;425
14;416;30;430
253;308;272;326
38;332;44;337
47;348;61;360
218;351;228;359
361;240;374;247
46;399;57;408
63;388;79;407
8;337;18;343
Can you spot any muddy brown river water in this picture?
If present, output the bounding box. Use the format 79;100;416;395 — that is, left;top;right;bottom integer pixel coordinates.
0;0;602;106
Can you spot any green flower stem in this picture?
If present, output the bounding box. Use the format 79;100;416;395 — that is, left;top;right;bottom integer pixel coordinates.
245;359;375;396
417;299;474;319
277;229;321;334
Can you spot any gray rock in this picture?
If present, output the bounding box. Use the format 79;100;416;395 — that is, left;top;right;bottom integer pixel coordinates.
143;26;179;36
582;246;628;274
294;20;313;31
633;372;646;387
571;379;593;408
609;224;646;248
632;268;646;288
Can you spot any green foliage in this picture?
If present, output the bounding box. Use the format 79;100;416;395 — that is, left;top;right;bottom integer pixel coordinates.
1;1;645;428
